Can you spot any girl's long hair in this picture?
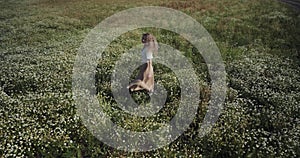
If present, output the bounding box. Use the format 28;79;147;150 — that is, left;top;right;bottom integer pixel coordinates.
142;33;159;54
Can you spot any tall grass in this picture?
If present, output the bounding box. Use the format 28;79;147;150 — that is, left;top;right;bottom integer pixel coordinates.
0;0;299;157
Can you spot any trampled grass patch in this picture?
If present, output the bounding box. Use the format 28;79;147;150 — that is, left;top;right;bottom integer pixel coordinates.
0;0;299;157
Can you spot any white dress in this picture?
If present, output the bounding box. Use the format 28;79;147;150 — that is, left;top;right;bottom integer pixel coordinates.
141;47;153;63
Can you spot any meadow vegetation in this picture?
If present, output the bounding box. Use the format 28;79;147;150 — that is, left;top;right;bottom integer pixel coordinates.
0;0;299;157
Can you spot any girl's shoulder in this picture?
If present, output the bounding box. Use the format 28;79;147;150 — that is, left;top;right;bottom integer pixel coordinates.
142;47;153;54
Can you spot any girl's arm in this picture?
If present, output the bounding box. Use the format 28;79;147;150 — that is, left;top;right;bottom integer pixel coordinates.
147;59;152;78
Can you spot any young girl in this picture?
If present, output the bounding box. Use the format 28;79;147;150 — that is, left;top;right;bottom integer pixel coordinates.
127;33;158;93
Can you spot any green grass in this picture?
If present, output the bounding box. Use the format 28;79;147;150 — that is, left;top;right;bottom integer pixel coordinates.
1;0;299;157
